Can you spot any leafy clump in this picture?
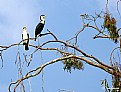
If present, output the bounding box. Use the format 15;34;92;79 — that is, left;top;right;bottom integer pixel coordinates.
63;58;84;73
103;13;119;43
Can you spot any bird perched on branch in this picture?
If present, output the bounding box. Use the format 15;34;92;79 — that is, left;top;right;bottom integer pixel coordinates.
22;27;29;50
35;15;46;41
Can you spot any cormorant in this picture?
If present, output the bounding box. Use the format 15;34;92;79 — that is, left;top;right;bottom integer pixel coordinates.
22;27;29;50
35;15;46;41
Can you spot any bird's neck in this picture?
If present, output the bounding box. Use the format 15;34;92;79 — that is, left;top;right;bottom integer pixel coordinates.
23;29;27;32
40;19;45;24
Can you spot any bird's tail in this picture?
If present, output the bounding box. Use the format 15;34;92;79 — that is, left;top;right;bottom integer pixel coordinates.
35;34;42;41
25;45;29;50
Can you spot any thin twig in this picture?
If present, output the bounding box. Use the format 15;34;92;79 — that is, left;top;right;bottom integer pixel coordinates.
0;51;3;68
117;0;121;19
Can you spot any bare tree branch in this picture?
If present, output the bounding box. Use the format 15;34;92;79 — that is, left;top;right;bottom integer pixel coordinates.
8;53;121;92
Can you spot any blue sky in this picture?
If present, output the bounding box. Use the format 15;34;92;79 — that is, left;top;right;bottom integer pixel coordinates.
0;0;121;92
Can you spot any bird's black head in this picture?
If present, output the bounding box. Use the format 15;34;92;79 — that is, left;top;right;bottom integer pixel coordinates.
23;27;27;30
40;15;46;20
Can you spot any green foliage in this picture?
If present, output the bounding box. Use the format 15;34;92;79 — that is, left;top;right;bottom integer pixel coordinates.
63;58;84;73
103;13;119;43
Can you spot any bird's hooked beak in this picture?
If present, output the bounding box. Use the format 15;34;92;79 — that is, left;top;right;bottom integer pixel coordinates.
43;15;46;18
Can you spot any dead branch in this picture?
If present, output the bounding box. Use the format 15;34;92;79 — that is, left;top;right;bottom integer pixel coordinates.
117;0;121;19
36;29;58;41
8;54;120;92
38;40;114;69
7;38;118;92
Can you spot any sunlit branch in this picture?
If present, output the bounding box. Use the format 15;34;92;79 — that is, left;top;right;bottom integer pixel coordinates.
8;55;76;92
37;29;58;41
39;40;114;69
9;54;121;92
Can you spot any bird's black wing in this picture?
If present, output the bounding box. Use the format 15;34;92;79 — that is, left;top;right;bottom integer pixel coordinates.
25;33;29;50
35;23;44;36
27;33;29;44
35;23;40;38
22;34;23;40
35;23;41;30
35;23;44;41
